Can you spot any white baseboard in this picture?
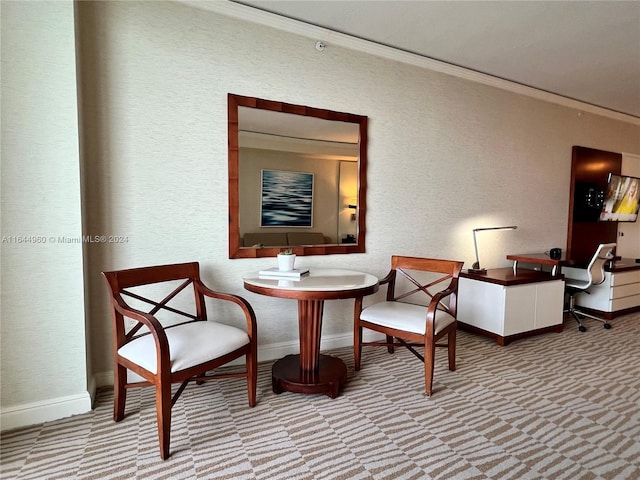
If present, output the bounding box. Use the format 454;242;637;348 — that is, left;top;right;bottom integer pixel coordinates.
0;391;93;432
0;331;385;430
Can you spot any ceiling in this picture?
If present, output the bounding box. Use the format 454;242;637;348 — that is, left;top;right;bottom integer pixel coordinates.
232;0;640;120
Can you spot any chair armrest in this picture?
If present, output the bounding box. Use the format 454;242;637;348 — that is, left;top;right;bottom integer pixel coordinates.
378;270;394;285
354;270;393;318
111;296;170;364
424;282;458;329
194;280;258;336
430;285;456;305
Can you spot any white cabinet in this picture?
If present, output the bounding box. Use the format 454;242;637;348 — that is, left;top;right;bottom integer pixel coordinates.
457;268;565;345
562;265;640;314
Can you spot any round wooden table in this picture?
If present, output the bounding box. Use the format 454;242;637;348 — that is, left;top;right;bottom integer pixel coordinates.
243;268;379;398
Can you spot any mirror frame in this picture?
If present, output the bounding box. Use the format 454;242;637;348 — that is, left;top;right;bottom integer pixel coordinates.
228;93;368;259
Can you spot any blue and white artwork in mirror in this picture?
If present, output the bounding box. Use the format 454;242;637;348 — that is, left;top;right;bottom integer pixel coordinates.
260;169;314;227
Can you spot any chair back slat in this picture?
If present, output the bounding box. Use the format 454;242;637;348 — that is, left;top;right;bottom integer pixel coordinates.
391;255;462;276
103;262;208;345
121;279;195;318
104;262;200;290
389;257;464;312
394;270;454;299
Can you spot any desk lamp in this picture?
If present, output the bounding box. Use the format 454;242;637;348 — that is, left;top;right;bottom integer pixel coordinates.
469;225;518;273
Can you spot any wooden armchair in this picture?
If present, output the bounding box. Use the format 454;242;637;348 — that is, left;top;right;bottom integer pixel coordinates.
102;262;257;459
354;256;464;396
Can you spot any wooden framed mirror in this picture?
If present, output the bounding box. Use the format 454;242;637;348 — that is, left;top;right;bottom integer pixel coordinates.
228;94;368;259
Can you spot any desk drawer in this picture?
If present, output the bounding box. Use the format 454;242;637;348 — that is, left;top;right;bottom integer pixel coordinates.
611;282;640;299
611;270;640;286
611;294;640;311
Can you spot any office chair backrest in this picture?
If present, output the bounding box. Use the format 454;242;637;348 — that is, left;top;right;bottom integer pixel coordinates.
585;243;616;287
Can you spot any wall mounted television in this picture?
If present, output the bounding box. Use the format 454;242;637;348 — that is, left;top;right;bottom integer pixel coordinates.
599;173;640;222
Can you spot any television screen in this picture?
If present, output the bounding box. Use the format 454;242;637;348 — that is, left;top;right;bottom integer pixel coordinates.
599;173;640;222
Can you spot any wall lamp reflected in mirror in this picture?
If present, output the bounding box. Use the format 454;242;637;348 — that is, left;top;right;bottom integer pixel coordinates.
469;225;518;274
348;204;357;221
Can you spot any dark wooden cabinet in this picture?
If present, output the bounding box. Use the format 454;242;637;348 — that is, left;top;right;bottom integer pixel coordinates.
567;146;620;264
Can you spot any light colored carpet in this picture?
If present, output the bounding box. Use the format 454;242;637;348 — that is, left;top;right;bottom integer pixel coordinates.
2;313;639;480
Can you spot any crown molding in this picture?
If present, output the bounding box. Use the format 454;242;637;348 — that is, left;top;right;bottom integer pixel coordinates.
181;0;640;126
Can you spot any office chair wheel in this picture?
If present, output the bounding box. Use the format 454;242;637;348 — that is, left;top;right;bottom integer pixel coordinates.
578;325;587;332
604;323;611;329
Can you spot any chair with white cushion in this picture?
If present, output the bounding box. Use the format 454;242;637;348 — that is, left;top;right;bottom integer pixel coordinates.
354;256;464;396
103;262;257;460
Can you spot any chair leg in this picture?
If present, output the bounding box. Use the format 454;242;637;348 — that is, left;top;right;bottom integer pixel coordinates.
574;308;612;329
566;293;587;332
571;311;587;332
354;298;363;371
424;337;435;397
113;364;127;422
354;324;363;371
246;347;257;407
156;382;172;460
447;328;456;372
386;335;395;354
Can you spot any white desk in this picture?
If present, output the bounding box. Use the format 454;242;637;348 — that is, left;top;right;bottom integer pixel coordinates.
562;260;640;317
457;268;565;345
243;268;379;398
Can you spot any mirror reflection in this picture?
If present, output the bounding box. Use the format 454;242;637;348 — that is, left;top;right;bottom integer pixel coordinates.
228;94;368;259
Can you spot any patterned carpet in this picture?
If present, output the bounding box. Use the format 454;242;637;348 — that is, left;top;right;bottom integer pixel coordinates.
2;313;639;480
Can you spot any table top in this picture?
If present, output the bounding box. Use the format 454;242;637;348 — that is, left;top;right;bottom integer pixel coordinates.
243;268;379;301
506;252;568;266
461;267;562;286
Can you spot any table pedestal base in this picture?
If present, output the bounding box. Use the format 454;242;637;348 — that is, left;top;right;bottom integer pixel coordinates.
272;354;347;398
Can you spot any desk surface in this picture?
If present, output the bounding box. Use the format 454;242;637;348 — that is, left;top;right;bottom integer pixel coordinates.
461;267;562;286
606;259;640;272
506;252;568;266
507;253;640;273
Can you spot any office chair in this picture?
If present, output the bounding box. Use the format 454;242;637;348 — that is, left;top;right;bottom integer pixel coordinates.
563;243;616;332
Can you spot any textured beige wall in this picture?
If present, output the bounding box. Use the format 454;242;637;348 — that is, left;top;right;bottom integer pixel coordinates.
1;1;89;413
76;1;640;385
